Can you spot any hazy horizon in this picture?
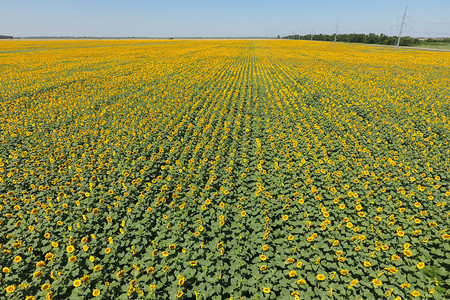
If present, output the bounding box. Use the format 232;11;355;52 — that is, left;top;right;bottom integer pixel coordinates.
1;0;449;38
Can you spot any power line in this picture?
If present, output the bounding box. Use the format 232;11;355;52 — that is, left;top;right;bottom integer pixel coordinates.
411;21;450;25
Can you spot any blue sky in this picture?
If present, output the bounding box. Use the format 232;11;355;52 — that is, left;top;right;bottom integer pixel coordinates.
1;0;449;37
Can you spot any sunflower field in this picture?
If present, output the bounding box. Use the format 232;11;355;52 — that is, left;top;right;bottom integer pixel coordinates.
0;39;449;299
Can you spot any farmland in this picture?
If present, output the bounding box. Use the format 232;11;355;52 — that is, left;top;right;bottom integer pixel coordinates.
0;39;449;299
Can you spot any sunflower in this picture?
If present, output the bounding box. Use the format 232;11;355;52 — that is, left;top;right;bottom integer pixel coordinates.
263;287;271;293
289;270;297;277
6;285;15;293
401;283;410;289
73;279;82;287
317;274;325;281
178;277;185;286
117;270;125;278
92;289;100;297
411;291;420;297
67;245;75;253
41;283;51;291
33;271;43;278
417;262;425;269
94;265;102;271
68;255;77;263
372;278;382;287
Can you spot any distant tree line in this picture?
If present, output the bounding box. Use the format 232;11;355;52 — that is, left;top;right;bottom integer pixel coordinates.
422;37;450;43
283;33;421;46
0;35;13;39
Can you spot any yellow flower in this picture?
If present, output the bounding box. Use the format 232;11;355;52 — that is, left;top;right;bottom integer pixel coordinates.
94;265;102;271
45;252;54;261
411;291;420;297
33;271;43;278
6;285;15;293
350;279;358;287
363;261;371;267
317;274;325;281
289;270;297;277
14;256;22;263
92;289;100;297
403;250;412;257
41;283;51;291
385;267;398;274
117;270;125;278
73;280;82;287
372;278;382;287
297;279;306;285
417;262;425;269
176;291;183;298
3;267;11;273
67;245;75;253
263;287;271;293
260;255;267;261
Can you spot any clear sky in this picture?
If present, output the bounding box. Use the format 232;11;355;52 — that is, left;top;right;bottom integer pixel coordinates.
1;0;449;37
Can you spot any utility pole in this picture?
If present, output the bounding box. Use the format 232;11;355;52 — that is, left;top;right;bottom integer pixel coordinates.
334;21;339;43
396;5;408;50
